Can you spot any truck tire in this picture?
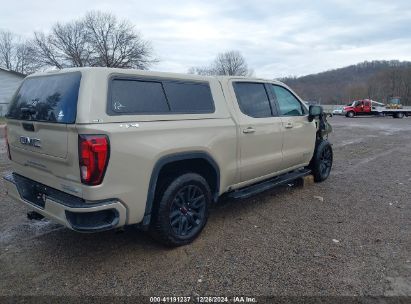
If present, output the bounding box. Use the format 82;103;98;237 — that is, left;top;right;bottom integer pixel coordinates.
309;140;333;182
150;173;211;246
397;112;404;119
346;111;355;118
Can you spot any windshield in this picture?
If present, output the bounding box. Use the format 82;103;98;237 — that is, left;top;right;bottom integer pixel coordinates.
7;72;81;124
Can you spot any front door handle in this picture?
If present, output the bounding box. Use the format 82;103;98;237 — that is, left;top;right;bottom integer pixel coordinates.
284;122;293;129
243;127;255;134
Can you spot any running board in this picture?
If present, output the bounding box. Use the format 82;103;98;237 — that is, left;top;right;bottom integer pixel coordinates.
227;169;311;200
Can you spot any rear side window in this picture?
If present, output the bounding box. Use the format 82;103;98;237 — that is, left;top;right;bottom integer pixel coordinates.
111;80;169;113
109;78;215;115
163;82;214;112
233;82;273;118
7;72;81;124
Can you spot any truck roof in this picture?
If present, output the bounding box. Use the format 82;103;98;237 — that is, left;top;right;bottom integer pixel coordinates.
26;67;286;86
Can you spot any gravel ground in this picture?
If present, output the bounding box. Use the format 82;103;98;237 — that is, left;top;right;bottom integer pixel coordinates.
0;116;410;298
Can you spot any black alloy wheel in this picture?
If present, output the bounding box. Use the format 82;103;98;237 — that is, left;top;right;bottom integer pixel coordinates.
309;140;333;182
169;185;207;238
150;173;211;246
319;144;333;178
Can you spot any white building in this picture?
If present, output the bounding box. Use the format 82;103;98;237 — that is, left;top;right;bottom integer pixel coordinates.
0;67;25;116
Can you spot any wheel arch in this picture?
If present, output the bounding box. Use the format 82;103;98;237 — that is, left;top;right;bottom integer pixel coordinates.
142;151;220;226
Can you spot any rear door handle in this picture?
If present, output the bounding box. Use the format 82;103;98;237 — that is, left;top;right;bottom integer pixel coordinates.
243;127;255;134
284;122;293;129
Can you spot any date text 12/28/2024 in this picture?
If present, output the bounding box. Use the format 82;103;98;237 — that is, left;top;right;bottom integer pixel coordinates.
149;296;257;303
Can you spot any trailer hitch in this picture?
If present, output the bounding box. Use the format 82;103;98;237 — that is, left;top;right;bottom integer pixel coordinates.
27;211;44;221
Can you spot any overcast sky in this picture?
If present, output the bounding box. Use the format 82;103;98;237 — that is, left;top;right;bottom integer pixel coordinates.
1;0;411;78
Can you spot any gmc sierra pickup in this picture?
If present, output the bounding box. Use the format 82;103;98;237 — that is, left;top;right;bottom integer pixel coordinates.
4;67;333;246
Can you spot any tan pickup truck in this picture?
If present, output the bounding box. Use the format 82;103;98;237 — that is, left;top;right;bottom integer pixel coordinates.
4;68;333;246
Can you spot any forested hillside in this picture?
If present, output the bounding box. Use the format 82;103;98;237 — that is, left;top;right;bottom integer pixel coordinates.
281;60;411;106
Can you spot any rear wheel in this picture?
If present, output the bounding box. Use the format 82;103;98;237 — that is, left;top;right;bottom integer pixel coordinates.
309;140;333;182
150;173;211;246
397;112;404;119
346;111;355;118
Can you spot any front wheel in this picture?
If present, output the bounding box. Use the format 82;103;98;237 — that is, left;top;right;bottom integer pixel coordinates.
150;173;211;246
346;111;355;118
309;140;333;182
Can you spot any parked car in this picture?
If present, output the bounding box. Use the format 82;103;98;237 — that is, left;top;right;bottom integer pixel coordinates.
332;106;344;115
4;68;333;246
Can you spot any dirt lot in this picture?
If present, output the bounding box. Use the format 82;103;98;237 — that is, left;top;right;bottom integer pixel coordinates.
0;116;410;298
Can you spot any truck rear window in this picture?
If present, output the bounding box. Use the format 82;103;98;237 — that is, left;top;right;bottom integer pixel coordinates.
7;72;81;124
108;78;215;115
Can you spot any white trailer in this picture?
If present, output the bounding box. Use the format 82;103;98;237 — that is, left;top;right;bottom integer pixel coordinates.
372;106;411;118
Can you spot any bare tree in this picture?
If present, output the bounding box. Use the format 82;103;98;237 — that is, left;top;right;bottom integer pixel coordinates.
213;50;250;76
187;66;215;76
32;11;156;70
189;50;251;76
0;31;13;69
14;42;38;74
0;30;35;74
33;32;64;69
53;21;91;67
84;12;154;69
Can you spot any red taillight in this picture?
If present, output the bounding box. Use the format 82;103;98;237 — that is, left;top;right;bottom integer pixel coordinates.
78;135;110;185
5;125;11;160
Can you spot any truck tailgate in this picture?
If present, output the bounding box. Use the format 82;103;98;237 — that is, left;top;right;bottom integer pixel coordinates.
8;120;68;159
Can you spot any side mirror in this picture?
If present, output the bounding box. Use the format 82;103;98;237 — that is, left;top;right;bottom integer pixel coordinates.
308;105;323;122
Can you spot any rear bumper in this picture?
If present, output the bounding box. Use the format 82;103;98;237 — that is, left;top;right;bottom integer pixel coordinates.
4;173;127;232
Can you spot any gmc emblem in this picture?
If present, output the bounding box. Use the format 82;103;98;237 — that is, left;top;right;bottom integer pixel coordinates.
19;136;41;148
